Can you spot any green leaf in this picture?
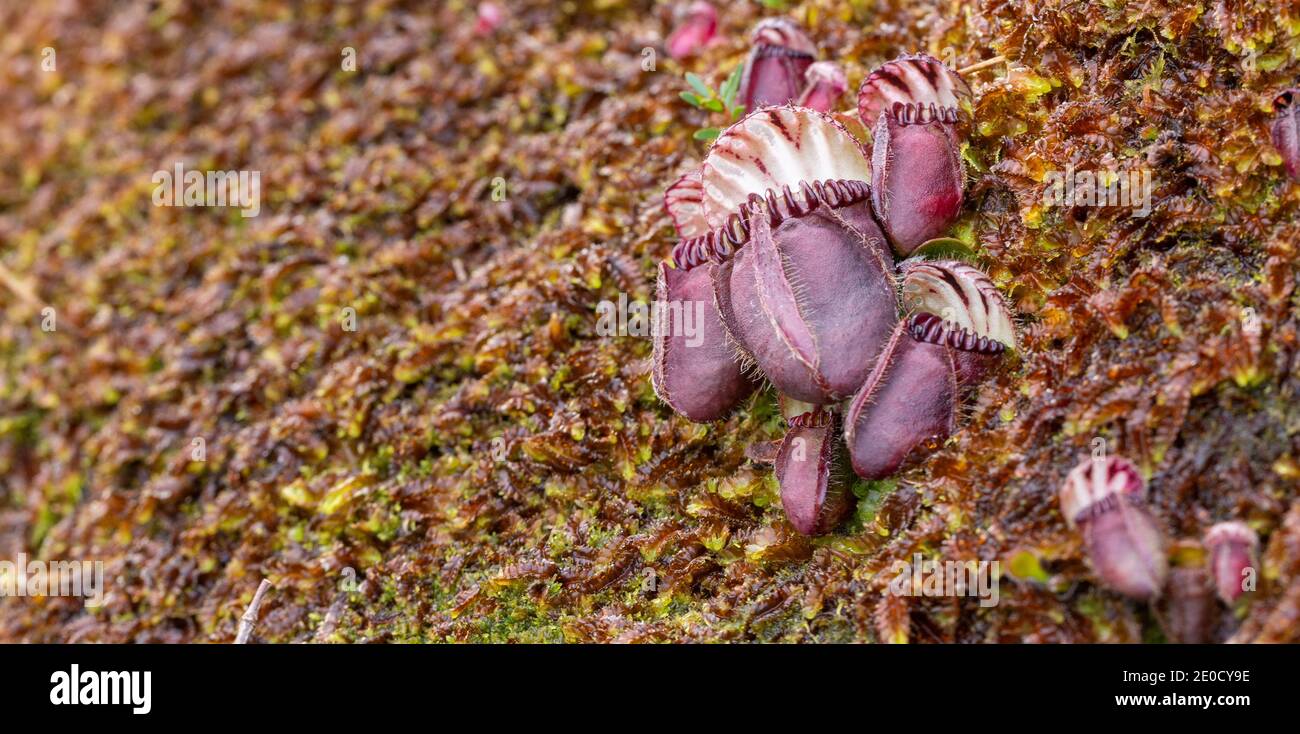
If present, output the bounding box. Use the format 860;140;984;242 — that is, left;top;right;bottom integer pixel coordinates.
702;98;725;113
720;64;743;107
731;104;747;120
679;91;703;107
685;72;713;99
693;127;720;141
909;237;979;262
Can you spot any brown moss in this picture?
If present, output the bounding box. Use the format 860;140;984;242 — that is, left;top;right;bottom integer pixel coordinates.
1;0;1299;642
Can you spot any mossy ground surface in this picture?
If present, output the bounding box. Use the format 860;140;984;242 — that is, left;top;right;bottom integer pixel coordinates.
1;0;1299;642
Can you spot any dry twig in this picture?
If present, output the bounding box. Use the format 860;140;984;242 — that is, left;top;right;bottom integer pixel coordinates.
235;579;274;644
958;55;1007;75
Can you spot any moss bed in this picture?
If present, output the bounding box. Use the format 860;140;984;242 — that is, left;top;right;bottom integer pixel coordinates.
1;0;1299;642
